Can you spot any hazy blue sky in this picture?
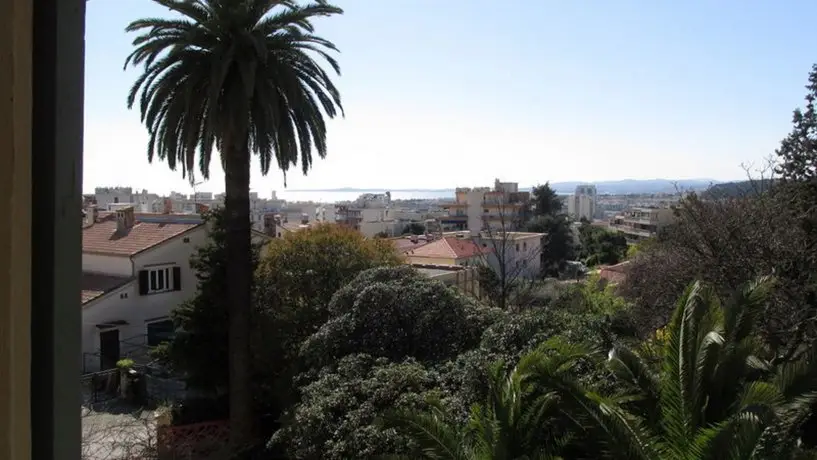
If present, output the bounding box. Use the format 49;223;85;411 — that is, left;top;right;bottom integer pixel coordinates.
84;0;817;195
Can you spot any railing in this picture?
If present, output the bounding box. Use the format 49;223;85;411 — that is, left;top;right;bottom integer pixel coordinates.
82;333;158;374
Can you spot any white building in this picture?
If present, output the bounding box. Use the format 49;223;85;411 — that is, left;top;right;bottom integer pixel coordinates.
93;186;135;209
440;179;531;235
609;206;675;242
439;231;545;279
80;207;269;373
567;184;597;221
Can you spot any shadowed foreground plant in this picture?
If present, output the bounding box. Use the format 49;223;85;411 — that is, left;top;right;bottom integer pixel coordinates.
390;277;817;459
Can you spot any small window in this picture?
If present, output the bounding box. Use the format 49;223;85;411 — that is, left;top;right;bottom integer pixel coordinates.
523;242;527;250
114;197;119;203
183;237;190;243
515;243;520;251
484;209;489;213
146;319;175;346
523;259;528;267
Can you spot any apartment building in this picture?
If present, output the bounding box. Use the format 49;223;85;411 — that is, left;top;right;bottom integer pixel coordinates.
334;192;401;238
609;206;675;241
440;179;531;234
566;184;597;221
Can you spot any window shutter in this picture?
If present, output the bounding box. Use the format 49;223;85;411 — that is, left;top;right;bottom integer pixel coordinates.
138;270;149;295
173;266;182;291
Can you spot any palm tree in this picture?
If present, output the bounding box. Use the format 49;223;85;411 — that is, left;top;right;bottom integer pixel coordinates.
124;0;343;448
385;356;570;460
392;278;817;459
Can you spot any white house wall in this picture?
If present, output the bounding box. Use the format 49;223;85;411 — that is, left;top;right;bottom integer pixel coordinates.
80;226;208;373
82;253;132;277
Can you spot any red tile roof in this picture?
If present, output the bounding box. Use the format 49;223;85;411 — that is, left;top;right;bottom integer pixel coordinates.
391;236;431;253
82;272;133;305
598;261;631;284
405;236;492;260
83;212;202;256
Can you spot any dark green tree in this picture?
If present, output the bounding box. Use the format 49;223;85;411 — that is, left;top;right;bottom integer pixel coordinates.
151;209;261;395
402;222;426;235
300;266;499;369
776;64;817;181
526;214;576;277
578;222;628;267
271;355;449;460
124;0;344;443
531;182;563;217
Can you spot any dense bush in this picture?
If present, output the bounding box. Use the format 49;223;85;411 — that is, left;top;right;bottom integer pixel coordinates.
301;266;503;369
270;354;447;459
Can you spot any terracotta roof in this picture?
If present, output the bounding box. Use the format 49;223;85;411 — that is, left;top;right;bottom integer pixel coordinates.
391;236;431;252
598;261;631;284
406;237;492;260
82;272;133;305
83;212;202;256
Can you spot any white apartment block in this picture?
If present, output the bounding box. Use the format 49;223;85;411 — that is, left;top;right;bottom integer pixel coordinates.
609;206;675;242
440;179;531;235
566;184;597;221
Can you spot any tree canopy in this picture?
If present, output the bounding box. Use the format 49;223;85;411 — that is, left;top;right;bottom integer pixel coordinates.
531;182;563;217
577;221;628;267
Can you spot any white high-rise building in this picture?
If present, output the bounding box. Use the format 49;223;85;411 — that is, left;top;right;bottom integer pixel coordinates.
567;184;597;221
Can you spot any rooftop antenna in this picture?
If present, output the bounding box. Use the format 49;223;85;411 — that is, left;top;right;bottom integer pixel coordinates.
191;177;204;211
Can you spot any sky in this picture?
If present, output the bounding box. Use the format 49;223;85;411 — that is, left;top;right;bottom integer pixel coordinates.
84;0;817;195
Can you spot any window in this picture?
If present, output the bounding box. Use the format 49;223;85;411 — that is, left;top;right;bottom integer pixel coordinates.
523;242;527;250
515;243;520;251
113;197;119;203
138;265;181;295
484;209;489;213
146;319;175;347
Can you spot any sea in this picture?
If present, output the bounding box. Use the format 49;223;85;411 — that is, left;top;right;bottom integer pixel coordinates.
274;189;454;203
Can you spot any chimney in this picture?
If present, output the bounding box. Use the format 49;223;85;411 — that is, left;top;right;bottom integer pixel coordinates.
83;205;99;226
116;206;135;233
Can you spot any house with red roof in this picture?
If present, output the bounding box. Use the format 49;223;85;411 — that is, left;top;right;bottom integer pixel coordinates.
403;236;493;267
80;206;268;373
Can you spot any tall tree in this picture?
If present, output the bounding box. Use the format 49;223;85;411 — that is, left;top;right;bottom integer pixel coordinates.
526;214;575;277
124;0;343;448
776;64;817;182
531;182;563;217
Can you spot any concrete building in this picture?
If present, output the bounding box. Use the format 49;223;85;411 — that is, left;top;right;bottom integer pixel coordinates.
80;207;269;373
440;178;531;234
609;206;675;242
445;231;545;279
567;184;597;221
93;186;135;210
414;265;481;298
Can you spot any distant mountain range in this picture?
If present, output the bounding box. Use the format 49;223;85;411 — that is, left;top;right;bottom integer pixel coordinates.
291;179;724;195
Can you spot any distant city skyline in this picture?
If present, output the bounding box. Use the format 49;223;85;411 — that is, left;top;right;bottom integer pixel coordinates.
85;178;723;199
83;1;817;195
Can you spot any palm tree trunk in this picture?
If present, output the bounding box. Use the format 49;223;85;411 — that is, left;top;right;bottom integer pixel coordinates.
224;142;254;449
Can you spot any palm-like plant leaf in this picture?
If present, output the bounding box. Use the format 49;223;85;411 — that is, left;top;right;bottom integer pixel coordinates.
125;0;344;183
